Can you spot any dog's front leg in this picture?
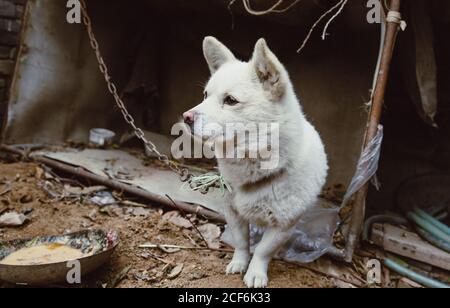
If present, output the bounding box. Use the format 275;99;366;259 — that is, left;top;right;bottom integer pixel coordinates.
224;207;250;275
244;226;292;288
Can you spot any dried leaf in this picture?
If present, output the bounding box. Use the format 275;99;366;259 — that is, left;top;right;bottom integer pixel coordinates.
90;191;117;206
167;264;184;279
19;194;33;204
198;223;221;249
84;209;97;222
108;265;132;288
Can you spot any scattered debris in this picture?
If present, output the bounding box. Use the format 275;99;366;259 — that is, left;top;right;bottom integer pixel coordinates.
64;185;107;196
198;223;222;250
293;258;365;287
162;211;192;229
134;270;153;283
164;194;223;250
19;194;33;204
331;278;357;289
0;162;338;288
0;211;28;227
90;191;117;206
84;209;98;222
107;265;132;288
167;264;184;279
104;166;134;181
188;271;206;281
138;243;232;253
127;207;152;218
34;166;45;180
0;186;11;197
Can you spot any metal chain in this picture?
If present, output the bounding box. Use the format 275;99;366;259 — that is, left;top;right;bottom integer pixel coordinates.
79;0;190;182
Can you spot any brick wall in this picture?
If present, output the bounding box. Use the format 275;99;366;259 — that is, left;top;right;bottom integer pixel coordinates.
0;0;26;131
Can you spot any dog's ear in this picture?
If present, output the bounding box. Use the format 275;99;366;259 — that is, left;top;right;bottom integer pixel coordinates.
203;36;236;74
252;38;286;101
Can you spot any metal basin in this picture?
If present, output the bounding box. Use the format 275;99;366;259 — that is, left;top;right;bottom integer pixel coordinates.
0;229;119;286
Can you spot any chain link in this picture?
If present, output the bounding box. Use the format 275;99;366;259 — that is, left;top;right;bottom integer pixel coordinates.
79;0;190;181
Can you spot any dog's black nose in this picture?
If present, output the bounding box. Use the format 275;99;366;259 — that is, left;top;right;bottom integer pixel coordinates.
183;111;195;125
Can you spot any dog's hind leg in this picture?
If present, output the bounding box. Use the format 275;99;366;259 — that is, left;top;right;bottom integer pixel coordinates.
224;207;250;275
244;226;293;288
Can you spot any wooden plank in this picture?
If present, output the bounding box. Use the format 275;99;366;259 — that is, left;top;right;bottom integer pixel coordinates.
371;223;450;271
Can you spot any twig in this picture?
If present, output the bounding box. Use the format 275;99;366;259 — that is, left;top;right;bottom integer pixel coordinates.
139;243;233;254
228;0;238;29
321;0;348;40
297;0;348;53
165;194;211;249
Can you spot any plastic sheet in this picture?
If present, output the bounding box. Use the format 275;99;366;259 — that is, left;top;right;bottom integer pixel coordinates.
222;201;340;264
342;125;384;204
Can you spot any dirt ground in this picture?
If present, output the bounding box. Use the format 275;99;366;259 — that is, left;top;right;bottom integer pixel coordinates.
0;160;337;288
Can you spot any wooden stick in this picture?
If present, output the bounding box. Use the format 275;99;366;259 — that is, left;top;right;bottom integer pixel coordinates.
139;243;233;253
344;0;402;262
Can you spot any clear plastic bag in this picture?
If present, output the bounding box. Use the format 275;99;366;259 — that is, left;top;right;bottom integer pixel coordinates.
342;125;384;204
222;203;340;263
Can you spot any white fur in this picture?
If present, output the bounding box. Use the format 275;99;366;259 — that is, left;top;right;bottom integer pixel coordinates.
186;37;328;288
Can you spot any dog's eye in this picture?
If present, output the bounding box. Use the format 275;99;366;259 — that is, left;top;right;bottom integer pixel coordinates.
224;95;239;106
203;91;208;100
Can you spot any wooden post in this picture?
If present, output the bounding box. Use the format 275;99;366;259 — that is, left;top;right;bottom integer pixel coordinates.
344;0;403;262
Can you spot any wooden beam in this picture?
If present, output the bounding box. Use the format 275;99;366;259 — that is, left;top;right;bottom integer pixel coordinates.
371;223;450;271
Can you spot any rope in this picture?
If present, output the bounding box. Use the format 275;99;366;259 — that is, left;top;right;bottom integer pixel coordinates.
386;11;407;31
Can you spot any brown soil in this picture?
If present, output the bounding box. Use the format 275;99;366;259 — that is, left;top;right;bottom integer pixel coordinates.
0;161;335;288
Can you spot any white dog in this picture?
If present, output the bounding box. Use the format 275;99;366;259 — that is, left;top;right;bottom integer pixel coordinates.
182;37;328;288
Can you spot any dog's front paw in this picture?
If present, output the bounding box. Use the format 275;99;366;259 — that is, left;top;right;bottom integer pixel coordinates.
244;269;268;288
226;259;249;275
